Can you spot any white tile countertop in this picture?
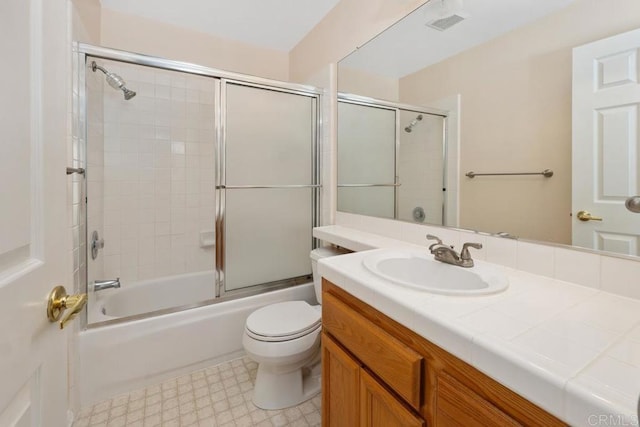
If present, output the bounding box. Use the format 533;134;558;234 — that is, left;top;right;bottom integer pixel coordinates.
314;226;640;426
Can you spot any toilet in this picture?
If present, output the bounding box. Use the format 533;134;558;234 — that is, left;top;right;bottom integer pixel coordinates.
242;246;349;410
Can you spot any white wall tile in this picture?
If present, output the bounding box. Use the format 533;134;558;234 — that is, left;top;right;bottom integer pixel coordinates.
482;235;517;268
601;255;640;299
554;247;601;289
85;60;216;299
516;241;555;278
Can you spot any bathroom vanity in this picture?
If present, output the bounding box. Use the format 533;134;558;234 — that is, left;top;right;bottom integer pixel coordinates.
321;279;564;426
315;225;640;426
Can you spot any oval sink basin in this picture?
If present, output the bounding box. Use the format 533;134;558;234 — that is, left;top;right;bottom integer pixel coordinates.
363;250;508;296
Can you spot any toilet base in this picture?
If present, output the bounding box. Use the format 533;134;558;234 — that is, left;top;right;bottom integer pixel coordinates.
252;353;321;410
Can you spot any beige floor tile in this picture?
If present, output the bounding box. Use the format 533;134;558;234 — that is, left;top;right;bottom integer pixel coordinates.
76;356;322;427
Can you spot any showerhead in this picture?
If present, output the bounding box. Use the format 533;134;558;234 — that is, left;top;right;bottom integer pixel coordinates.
91;61;137;100
123;88;137;100
404;114;423;133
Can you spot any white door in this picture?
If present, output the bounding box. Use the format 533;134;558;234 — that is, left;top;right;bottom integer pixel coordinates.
572;28;640;256
0;1;71;426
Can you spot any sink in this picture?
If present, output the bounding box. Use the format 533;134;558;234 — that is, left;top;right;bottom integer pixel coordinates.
363;250;508;296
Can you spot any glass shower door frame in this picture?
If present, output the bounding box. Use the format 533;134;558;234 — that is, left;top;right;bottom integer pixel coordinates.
337;94;448;222
216;79;322;298
75;43;323;326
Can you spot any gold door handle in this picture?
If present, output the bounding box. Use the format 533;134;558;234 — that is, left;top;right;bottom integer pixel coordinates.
47;286;87;329
576;210;603;222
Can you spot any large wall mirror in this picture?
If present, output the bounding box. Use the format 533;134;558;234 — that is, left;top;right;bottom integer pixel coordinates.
337;0;640;257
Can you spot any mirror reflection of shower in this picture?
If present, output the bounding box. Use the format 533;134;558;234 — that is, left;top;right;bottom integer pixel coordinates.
404;114;423;132
91;61;136;100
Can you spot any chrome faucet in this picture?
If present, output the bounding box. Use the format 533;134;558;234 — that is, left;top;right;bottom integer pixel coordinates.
426;235;482;268
93;278;121;291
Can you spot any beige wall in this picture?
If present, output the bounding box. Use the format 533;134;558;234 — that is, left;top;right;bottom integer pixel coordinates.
399;0;640;244
289;0;427;83
71;0;101;44
101;8;289;81
339;66;399;101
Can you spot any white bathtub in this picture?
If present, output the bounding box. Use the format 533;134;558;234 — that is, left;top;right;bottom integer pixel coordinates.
89;271;217;322
78;276;316;407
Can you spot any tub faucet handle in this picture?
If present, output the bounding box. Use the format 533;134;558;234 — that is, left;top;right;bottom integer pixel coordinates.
91;230;105;260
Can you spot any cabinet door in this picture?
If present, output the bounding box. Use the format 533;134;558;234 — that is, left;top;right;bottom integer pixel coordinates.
435;372;522;427
323;333;360;427
360;370;424;427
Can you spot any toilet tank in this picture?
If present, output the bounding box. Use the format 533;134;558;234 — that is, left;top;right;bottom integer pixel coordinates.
310;246;351;304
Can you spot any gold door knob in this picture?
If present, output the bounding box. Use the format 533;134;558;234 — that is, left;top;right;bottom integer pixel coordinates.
576;210;603;222
47;286;87;329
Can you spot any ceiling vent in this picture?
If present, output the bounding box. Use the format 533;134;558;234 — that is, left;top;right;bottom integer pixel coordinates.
426;14;466;31
423;0;469;31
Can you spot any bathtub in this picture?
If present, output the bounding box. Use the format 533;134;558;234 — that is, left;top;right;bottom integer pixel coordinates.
89;271;217;322
78;275;316;407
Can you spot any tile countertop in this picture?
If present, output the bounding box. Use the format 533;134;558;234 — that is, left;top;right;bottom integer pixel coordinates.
314;225;640;426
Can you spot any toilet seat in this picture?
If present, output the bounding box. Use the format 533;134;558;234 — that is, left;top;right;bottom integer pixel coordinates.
246;301;321;342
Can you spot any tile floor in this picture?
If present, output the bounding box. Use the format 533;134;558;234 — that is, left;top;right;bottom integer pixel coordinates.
74;356;322;427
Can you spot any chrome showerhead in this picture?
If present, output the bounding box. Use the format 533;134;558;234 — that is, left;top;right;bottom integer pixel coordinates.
123;87;137;100
91;61;137;100
404;114;423;133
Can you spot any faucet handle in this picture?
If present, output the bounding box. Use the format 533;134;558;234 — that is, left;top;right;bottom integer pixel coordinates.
460;242;483;260
426;234;442;250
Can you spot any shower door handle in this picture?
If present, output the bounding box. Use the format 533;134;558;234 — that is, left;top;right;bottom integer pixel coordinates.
66;167;85;175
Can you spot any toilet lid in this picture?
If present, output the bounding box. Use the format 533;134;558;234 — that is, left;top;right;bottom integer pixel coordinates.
246;301;321;341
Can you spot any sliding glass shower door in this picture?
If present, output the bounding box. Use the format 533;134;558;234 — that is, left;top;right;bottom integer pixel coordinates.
218;82;319;293
337;101;397;218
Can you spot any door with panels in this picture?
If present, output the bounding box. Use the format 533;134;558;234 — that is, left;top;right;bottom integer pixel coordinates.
0;0;71;426
573;28;640;255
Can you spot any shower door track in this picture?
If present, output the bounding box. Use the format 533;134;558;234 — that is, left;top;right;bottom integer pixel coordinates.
76;43;322;96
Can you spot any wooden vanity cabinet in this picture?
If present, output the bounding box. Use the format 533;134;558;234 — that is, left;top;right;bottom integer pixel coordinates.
321;279;567;427
322;334;424;427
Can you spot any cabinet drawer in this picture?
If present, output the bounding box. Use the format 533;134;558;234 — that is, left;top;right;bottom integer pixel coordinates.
436;372;522;427
323;292;422;410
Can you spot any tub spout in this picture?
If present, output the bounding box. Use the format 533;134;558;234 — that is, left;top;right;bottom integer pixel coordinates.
94;278;121;291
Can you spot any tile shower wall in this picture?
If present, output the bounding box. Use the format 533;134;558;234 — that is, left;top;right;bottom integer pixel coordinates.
92;59;216;286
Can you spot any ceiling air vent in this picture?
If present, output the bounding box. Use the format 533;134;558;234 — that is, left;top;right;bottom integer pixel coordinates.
426;13;466;31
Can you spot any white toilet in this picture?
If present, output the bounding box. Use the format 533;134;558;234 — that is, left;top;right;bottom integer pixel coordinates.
242;246;349;410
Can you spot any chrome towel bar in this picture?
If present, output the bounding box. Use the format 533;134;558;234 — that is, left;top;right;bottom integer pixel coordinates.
465;169;553;178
